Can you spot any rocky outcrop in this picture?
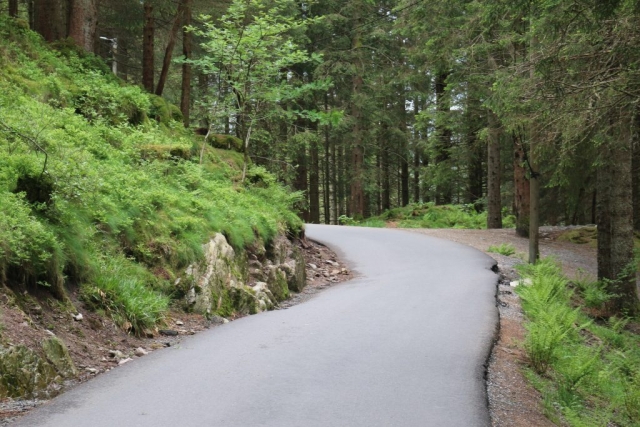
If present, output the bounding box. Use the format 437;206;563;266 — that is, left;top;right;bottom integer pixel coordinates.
177;233;307;317
0;336;77;399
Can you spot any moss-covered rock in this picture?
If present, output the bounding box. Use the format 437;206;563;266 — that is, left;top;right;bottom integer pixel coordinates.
267;267;290;302
288;246;307;293
0;344;58;399
148;94;183;125
207;134;243;153
41;336;77;379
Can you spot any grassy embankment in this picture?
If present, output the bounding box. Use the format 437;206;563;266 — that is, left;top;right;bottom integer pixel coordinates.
340;202;516;229
516;259;640;426
0;17;302;333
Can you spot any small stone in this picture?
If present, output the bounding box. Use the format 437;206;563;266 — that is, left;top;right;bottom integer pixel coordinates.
308;263;318;270
223;318;229;324
325;260;339;267
108;350;125;359
159;329;179;336
322;271;330;277
341;268;348;274
163;342;171;348
85;367;98;374
73;313;83;321
175;320;184;326
118;358;132;366
331;269;340;275
134;347;148;357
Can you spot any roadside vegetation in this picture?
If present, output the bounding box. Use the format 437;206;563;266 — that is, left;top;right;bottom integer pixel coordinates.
516;259;640;426
340;203;515;230
487;243;516;257
0;17;301;333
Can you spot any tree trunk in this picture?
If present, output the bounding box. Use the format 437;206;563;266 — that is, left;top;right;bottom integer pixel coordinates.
9;0;18;17
434;72;452;204
323;99;331;224
294;142;309;222
513;132;530;237
33;0;68;43
180;0;192;127
67;0;97;53
309;134;320;224
155;2;183;96
332;134;338;224
467;127;483;208
632;109;640;231
487;109;502;228
337;145;345;218
349;70;365;217
142;2;155;93
381;122;390;212
598;110;638;316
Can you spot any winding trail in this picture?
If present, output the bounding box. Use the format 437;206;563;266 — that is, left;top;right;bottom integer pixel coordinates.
15;225;498;427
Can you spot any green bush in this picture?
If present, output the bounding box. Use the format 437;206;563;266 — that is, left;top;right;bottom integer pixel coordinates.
517;258;640;426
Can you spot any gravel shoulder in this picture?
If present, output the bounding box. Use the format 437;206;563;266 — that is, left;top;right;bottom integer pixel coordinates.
406;226;597;427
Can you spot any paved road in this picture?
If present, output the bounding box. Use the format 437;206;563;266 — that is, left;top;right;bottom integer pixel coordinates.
15;225;498;427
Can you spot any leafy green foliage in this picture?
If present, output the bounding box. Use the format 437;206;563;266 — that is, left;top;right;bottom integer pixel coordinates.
487;243;516;256
0;16;301;330
517;258;640;426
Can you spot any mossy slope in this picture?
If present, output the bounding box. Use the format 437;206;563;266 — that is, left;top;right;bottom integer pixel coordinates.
0;16;302;332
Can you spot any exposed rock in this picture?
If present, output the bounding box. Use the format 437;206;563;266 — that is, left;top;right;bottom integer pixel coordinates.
308;263;317;270
72;313;83;322
175;320;184;326
159;330;178;336
177;232;308;318
0;337;76;399
118;358;132;366
41;337;77;379
134;347;148;357
108;350;125;359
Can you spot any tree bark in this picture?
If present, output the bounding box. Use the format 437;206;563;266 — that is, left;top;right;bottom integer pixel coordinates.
67;0;97;53
309;134;320;224
349;74;365;217
632;109;640;231
155;2;183;96
33;0;67;43
434;72;452;204
142;2;155;93
487;109;502;228
180;0;192;127
294;142;310;222
381;122;390;212
598;109;638;316
513;132;530;237
323;97;331;224
9;0;18;17
467;128;483;207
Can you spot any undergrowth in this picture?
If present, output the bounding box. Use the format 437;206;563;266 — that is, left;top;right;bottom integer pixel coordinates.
0;17;302;332
487;243;516;256
341;202;515;229
516;258;640;426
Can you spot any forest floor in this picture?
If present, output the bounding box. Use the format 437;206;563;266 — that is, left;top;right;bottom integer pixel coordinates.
407;226;598;427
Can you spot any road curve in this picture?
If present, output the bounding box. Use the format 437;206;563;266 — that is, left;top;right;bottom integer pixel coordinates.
15;225;498;427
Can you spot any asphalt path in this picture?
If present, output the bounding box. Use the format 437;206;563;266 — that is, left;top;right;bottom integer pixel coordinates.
15;225;498;427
